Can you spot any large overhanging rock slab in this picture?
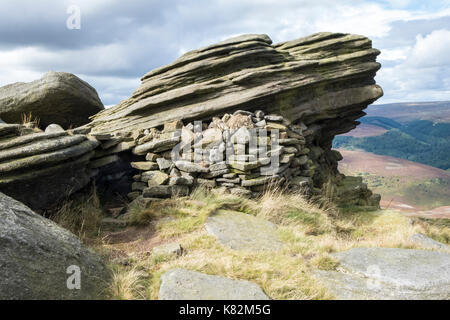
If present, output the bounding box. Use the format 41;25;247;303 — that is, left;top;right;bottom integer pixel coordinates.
205;210;282;251
159;268;269;300
0;71;104;128
0;192;109;299
315;247;450;300
87;32;382;136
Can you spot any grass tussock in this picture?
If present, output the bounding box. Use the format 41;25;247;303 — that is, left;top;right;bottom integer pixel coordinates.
109;265;148;300
96;185;449;300
48;186;103;243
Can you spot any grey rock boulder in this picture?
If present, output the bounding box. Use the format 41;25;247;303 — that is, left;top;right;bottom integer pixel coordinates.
205;210;282;251
0;71;104;128
409;233;449;250
0;192;109;299
316;247;450;300
159;269;269;300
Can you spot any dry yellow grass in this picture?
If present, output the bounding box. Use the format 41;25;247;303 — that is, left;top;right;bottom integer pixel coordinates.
48;185;103;243
95;186;449;300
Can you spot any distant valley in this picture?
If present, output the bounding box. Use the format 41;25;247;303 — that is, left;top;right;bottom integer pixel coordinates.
334;101;450;170
335;101;450;213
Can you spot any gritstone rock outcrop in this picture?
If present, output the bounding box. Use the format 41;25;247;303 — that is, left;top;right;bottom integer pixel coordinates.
0;71;104;128
0;123;99;210
85;32;383;206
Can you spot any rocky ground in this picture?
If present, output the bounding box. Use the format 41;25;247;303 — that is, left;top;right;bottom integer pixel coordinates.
83;188;449;300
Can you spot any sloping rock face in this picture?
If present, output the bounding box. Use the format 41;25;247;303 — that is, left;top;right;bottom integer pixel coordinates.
0;123;99;210
0;192;109;299
205;210;282;251
315;248;450;300
88;32;382;136
85;32;382;205
159;269;269;300
0;71;104;128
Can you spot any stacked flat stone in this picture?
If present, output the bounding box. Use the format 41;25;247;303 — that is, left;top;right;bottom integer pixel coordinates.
83;32;382;208
123;110;316;200
0;123;99;210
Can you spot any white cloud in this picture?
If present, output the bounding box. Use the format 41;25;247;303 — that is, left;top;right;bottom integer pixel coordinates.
1;0;450;105
376;28;450;103
407;29;450;67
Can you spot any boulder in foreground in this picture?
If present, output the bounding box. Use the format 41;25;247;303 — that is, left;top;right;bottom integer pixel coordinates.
159;268;269;300
315;247;450;300
0;192;109;299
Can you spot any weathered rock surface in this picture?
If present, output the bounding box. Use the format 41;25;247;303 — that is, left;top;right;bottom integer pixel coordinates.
0;124;99;210
0;192;109;299
81;32;382;206
0;71;104;128
88;33;382;137
315;247;450;300
205;210;282;251
159;269;269;300
409;233;449;250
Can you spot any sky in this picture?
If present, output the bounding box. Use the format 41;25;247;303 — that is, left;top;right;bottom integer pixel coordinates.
0;0;449;106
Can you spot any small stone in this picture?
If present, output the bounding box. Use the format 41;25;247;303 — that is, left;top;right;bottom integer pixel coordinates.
170;168;181;177
255;120;266;127
229;188;252;197
175;160;208;173
195;178;216;188
44;124;64;134
241;176;278;187
284;146;298;154
222;173;237;179
143;186;172;198
264;115;284;122
202;169;229;178
280;153;295;164
131;162;159;171
141;171;169;185
171;185;190;197
153;243;183;257
265;122;287;131
110;141;136;153
228;160;263;172
254;110;265;118
146;153;159;161
217;178;240;184
291;176;311;187
133;136;181;155
219;183;236;188
100;137;123;149
169;176;194;186
409;233;449;250
157;158;173;171
164;120;183;132
278;138;304;145
297;155;309;166
132;182;147;191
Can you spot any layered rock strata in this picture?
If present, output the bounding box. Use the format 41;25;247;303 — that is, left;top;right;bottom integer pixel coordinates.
82;32;382;206
0;123;99;210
